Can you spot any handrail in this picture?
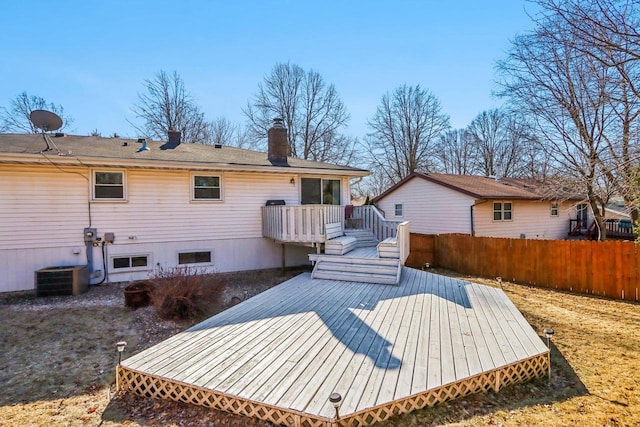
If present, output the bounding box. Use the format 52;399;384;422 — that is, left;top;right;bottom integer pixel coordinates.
351;205;402;241
262;205;344;243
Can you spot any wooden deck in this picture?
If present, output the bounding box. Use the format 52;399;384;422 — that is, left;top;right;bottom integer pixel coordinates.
117;269;549;426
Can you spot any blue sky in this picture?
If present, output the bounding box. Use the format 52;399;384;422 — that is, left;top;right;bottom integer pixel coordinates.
1;0;536;139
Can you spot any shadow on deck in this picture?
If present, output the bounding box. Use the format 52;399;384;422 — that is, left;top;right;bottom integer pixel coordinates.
117;268;549;426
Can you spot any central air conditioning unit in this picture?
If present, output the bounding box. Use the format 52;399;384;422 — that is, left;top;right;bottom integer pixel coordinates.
34;265;89;296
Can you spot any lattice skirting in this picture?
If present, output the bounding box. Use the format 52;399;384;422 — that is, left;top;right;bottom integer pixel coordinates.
117;351;549;427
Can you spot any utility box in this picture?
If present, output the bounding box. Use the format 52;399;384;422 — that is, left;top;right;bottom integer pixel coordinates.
35;265;89;296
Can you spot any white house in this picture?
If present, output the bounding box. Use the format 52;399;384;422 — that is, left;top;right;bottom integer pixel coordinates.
373;172;585;240
0;121;368;293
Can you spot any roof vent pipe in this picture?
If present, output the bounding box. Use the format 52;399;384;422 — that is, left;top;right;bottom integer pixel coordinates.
138;139;150;152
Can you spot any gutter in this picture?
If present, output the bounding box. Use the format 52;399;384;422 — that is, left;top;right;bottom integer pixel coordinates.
0;152;370;177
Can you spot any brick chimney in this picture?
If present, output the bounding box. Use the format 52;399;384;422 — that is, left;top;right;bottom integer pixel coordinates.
268;118;289;166
168;129;181;145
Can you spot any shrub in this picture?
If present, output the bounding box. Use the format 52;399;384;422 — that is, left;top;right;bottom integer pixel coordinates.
148;266;226;321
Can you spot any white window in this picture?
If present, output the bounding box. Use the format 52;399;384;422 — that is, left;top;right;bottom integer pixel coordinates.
551;202;559;217
493;202;512;221
178;251;212;265
301;178;341;205
111;254;149;272
395;203;403;217
93;170;126;200
192;173;222;201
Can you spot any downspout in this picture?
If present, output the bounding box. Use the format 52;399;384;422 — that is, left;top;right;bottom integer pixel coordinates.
471;200;489;236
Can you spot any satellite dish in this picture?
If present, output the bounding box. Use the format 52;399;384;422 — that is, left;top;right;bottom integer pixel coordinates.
29;110;63;132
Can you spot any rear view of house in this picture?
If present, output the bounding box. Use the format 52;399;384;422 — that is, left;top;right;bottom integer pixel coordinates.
0;121;368;293
374;172;584;240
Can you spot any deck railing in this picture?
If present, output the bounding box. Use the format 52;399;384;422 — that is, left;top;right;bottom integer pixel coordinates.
262;204;344;244
351;205;403;241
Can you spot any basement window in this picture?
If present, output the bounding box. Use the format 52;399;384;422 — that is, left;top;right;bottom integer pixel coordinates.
111;254;149;271
493;202;512;221
178;251;212;265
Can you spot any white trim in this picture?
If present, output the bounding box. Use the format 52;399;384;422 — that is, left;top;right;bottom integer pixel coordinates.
91;169;127;201
110;253;152;273
190;172;224;202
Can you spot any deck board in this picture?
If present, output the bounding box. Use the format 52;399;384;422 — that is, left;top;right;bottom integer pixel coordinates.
120;268;549;426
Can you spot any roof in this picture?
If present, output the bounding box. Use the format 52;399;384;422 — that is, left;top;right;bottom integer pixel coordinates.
0;133;369;176
373;172;583;202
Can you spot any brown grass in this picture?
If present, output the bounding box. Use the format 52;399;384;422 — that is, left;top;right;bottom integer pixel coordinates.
0;267;638;426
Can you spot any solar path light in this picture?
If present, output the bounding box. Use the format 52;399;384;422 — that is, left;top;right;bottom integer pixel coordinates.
329;392;342;421
544;328;554;381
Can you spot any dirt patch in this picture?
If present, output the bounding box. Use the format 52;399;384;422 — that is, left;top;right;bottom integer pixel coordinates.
1;266;639;426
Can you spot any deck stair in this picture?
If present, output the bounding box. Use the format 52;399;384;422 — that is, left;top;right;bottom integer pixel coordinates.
344;228;379;248
311;255;401;285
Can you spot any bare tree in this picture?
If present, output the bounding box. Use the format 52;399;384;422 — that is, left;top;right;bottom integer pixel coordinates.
0;91;73;133
365;85;450;183
208;116;238;146
244;62;354;164
534;0;640;224
434;129;477;174
497;11;613;239
467;109;527;177
131;70;210;143
351;163;394;199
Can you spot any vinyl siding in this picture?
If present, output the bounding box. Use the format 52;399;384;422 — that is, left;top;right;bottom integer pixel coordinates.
0;164;349;291
376;178;475;234
474;200;574;239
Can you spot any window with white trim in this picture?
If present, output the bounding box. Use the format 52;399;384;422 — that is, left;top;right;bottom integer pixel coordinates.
301;178;341;205
178;251;212;265
550;202;559;217
493;202;512;221
93;170;125;200
394;203;403;217
111;254;149;271
192;174;222;201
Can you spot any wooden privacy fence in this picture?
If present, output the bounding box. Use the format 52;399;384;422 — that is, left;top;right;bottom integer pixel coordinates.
407;233;640;302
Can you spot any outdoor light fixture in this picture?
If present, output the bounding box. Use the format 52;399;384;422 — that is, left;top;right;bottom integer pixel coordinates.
329;392;342;420
544;328;555;348
544;328;554;381
290;177;295;185
116;341;127;365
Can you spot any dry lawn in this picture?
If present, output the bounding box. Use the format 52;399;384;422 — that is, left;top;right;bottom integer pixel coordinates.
0;268;638;426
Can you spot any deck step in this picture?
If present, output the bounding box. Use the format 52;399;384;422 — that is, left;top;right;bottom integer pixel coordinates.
344;229;379;248
313;255;399;266
311;257;401;285
312;269;400;285
315;261;397;275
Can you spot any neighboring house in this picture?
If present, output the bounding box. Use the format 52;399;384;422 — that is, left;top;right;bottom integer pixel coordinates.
0;121;368;293
373;172;585;240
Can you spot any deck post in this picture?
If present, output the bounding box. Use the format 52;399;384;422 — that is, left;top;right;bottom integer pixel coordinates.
281;243;286;275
